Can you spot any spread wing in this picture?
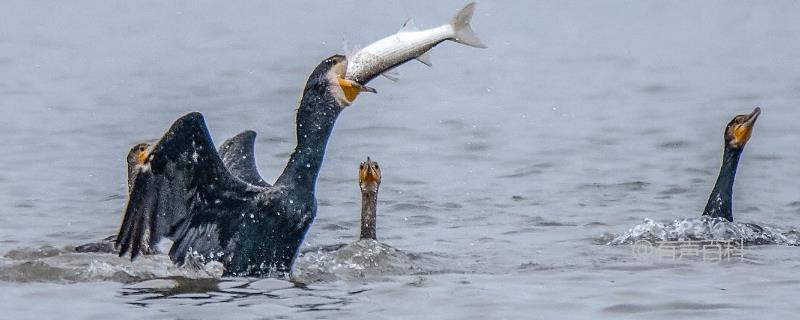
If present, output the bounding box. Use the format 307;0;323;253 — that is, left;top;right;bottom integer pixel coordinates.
219;130;270;187
116;112;263;260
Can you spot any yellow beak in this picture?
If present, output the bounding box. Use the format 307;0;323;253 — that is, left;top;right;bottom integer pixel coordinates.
731;107;761;147
338;78;377;103
137;150;148;164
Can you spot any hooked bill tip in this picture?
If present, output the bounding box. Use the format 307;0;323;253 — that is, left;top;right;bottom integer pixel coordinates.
362;85;377;94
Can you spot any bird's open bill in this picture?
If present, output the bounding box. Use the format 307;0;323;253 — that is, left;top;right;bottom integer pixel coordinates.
337;78;377;103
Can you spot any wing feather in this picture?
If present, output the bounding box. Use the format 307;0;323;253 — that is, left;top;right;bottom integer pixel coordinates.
219;130;270;187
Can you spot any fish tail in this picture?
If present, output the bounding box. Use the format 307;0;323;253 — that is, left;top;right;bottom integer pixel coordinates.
449;2;487;48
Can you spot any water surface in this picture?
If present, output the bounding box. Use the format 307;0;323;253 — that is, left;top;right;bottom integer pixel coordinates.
1;1;799;319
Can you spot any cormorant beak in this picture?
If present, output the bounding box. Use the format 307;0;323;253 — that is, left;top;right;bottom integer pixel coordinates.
729;107;761;148
365;167;379;182
327;55;376;106
359;167;378;183
337;78;377;103
136;149;149;164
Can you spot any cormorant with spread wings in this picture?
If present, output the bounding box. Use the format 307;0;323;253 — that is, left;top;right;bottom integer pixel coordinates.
116;55;375;277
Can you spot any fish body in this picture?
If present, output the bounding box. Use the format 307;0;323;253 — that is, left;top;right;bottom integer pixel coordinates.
345;2;486;84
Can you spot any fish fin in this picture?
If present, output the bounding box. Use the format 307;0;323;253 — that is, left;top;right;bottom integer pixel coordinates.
449;2;487;48
399;18;418;32
415;52;433;67
381;70;400;82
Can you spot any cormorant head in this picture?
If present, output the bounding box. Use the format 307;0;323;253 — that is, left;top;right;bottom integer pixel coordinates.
127;143;151;166
126;142;151;191
358;157;381;194
321;55;376;107
724;107;761;150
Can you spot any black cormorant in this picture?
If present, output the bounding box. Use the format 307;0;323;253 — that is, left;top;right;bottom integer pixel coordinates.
115;55;376;277
702;107;761;222
358;157;381;240
75;143;151;253
76;133;265;254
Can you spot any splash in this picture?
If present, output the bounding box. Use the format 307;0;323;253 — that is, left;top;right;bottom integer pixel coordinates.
0;241;444;284
0;246;218;283
292;240;441;283
605;217;800;246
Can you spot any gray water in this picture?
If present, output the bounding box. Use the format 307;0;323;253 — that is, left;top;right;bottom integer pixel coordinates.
1;0;800;319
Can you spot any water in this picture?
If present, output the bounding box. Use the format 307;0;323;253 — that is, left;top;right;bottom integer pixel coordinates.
1;0;799;318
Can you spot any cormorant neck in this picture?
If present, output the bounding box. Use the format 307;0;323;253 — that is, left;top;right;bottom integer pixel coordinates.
360;190;378;240
275;91;341;193
702;146;742;221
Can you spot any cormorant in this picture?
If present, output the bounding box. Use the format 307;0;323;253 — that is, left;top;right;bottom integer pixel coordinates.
702;107;761;222
358;157;381;240
75;143;151;253
115;55;376;277
75;130;269;254
76;132;265;254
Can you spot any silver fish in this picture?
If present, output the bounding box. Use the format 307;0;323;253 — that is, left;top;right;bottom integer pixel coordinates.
345;2;486;85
